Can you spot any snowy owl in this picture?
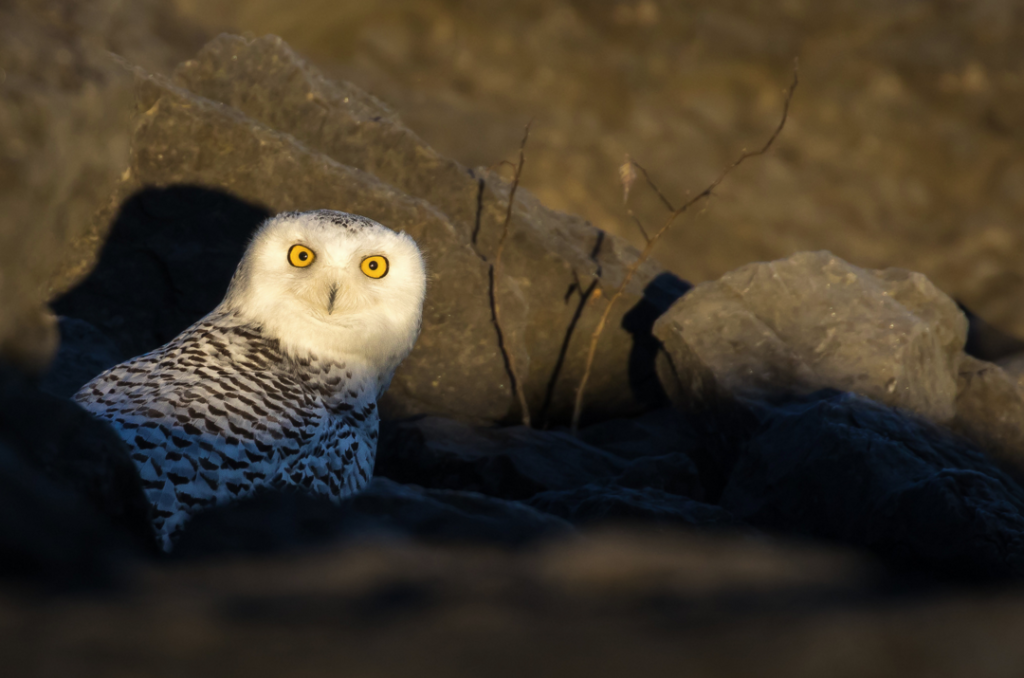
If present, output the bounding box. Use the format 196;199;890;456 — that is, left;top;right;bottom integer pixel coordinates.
74;210;427;551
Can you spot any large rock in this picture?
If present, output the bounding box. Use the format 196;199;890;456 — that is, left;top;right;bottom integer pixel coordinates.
376;414;721;530
171;34;686;424
55;76;522;423
0;367;156;586
719;391;1024;579
654;251;968;423
55;33;686;425
0;369;155;554
376;416;630;499
0;0;204;373
0;443;119;588
528;485;741;530
173;478;570;557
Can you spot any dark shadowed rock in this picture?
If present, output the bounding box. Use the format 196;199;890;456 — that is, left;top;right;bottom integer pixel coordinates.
0;443;120;587
347;478;571;545
0;367;158;587
963;304;1024;363
376;416;629;499
575;406;704;461
654;251;967;423
528;485;741;529
719;391;1024;579
53;187;271;362
38;317;123;399
615;454;705;500
173;478;569;557
0;369;155;555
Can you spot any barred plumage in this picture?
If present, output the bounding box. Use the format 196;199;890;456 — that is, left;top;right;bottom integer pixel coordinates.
74;210;426;551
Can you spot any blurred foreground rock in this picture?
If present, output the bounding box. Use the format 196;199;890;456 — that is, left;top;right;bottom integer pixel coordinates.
8;529;1024;678
0;367;154;586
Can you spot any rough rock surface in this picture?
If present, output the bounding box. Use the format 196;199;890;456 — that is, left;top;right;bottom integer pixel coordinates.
654;251;968;423
0;369;155;554
721;391;1024;579
0;0;204;373
528;485;740;530
377;416;631;499
174;478;570;557
952;355;1024;471
54;34;686;425
0;368;156;586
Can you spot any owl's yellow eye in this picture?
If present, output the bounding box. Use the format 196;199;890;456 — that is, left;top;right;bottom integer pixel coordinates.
288;244;315;268
360;255;389;279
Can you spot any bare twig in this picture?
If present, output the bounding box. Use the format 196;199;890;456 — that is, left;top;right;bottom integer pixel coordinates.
571;62;800;432
629;159;676;212
492;122;533;427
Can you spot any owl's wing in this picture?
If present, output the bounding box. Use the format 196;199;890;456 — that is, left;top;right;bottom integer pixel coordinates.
269;404;373;501
74;318;323;543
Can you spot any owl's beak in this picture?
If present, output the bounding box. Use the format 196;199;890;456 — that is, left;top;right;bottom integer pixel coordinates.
326;283;339;315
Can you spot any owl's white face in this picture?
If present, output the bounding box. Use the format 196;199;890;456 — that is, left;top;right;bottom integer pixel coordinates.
223;210;426;377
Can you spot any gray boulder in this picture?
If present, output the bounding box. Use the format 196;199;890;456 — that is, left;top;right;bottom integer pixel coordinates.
653;250;1024;469
654;251;967;423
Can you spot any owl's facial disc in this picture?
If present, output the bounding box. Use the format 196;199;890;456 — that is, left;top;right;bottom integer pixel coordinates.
226;210;427;372
285;243;393;315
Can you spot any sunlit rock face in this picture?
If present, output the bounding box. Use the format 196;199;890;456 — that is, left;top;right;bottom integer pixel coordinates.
654;251;968;423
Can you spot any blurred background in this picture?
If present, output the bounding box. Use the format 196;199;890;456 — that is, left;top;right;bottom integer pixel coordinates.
179;0;1024;335
3;0;1023;332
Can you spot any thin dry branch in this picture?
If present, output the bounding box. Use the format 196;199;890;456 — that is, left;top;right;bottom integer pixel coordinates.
492;122;533;427
629;159;676;213
571;62;800;433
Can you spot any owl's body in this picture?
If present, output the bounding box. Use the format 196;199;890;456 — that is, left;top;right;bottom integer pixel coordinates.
74;211;426;551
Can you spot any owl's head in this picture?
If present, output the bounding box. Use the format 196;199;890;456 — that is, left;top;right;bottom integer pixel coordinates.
224;210;426;376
